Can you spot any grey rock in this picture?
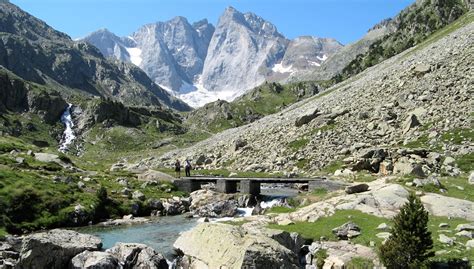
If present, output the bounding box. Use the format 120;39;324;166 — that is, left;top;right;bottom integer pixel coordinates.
439;223;449;228
193;200;238;218
121;188;131;196
438;234;455;245
295;108;320;127
466;239;474;249
443;156;456;166
70;251;119;269
345;183;369;194
376;232;391;240
332;222;361;240
132;191;145;201
234;138;247;151
414;63;431;75
106;243;168;269
455;224;474;232
376;223;390;231
393;160;426;178
16;229;102;269
402;114;421;134
174;223;299;269
455;230;473;239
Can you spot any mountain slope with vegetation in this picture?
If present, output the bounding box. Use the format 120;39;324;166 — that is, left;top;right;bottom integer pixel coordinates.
332;0;469;82
185;81;329;133
0;1;190;111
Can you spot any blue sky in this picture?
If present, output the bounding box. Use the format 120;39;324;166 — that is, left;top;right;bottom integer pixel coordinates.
11;0;414;45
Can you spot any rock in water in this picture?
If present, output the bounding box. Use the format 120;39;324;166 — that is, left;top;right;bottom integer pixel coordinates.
192;200;238;218
16;229;102;269
174;223;299;269
70;251;119;269
106;243;168;269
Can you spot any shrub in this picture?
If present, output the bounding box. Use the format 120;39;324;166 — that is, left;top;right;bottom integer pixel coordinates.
315;249;328;268
93;186;109;221
379;193;434;268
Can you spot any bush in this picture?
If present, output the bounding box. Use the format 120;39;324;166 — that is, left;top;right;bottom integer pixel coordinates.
379;193;434;268
315;249;328;268
93;186;109;221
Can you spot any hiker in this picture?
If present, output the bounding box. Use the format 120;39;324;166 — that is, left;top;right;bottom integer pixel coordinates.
185;159;192;177
174;159;181;178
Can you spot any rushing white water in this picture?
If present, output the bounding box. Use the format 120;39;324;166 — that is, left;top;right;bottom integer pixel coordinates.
59;104;76;152
204;197;287;223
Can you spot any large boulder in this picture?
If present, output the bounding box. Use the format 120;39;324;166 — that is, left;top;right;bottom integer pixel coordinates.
16;229;102;269
304;241;378;268
421;194;474;221
393;158;426;178
138;169;175;182
345;183;369;194
247;228;304;255
402;114;421;134
332;222;361;240
189;189;236;209
295;108;320;127
192;200;238;218
106;243;168;269
174;223;299;269
70;251;119;269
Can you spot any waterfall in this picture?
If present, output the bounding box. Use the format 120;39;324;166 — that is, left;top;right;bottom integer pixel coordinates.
59;104;76;152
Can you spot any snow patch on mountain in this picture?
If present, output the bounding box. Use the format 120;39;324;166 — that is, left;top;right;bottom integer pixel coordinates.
178;77;236;108
317;54;328;61
158;83;174;94
272;63;294;73
126;47;143;66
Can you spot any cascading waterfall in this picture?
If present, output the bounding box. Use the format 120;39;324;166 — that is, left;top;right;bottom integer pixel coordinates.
59;104;76;152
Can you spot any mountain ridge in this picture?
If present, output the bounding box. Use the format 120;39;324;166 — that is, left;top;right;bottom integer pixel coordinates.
0;1;191;111
82;6;343;107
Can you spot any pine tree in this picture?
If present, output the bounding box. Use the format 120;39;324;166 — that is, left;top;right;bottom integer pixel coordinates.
379;192;434;269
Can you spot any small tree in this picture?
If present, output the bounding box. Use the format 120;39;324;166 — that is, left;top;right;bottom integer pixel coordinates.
379;193;434;268
94;186;109;221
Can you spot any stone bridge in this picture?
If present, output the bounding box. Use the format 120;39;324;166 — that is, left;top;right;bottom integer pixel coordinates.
173;176;345;195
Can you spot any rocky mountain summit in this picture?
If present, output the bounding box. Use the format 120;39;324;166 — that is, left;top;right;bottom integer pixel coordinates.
0;1;190;111
83;6;342;107
83;17;214;93
158;13;473;177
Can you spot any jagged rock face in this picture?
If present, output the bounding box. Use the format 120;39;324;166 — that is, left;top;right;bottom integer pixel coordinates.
293;23;395;82
0;69;68;123
83;7;343;106
152;17;212;83
201;7;288;96
0;1;190;111
81;28;134;62
281;36;342;69
84;17;215;92
0;69;28;113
